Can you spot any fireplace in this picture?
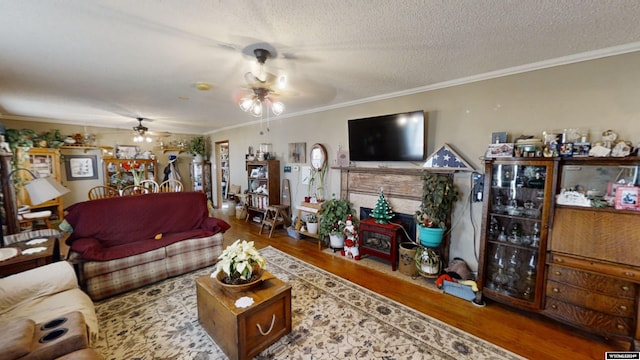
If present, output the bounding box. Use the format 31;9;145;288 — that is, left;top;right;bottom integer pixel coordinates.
359;207;415;243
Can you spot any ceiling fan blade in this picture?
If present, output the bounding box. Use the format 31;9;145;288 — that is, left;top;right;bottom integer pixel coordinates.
244;71;277;88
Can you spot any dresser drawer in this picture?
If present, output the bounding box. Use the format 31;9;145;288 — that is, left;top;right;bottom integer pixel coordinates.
242;289;291;354
549;253;640;283
547;264;636;299
546;280;635;317
544;298;633;337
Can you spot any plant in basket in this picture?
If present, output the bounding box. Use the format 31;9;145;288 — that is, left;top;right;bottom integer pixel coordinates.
212;239;266;285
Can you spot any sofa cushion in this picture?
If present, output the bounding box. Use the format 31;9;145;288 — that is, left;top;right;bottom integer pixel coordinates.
81;247;166;278
84;260;168;301
71;229;213;261
0;318;35;360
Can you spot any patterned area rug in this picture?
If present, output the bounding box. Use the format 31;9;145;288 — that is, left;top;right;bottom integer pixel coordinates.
94;247;523;359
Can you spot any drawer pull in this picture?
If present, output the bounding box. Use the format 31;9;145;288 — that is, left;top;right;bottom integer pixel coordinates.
619;305;628;311
617;324;625;330
623;272;635;278
551;304;557;309
555;258;564;263
622;286;630;292
554;271;561;276
552;287;560;293
256;314;276;336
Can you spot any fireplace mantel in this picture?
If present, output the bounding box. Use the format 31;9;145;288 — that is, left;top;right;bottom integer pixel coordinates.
333;166;424;201
334;166;451;264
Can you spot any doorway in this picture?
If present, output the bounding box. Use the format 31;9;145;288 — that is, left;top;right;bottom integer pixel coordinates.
214;141;229;209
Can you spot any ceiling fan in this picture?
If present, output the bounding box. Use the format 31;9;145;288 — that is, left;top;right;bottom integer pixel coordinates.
131;117;171;142
238;48;286;117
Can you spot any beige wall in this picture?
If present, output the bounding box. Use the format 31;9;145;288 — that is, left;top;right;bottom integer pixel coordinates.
210;51;640;270
3;51;639;270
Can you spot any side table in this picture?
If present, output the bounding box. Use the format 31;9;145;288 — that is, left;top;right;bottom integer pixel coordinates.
0;237;59;277
358;218;403;271
196;271;292;360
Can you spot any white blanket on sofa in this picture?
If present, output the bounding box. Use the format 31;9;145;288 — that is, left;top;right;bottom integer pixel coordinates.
0;261;98;344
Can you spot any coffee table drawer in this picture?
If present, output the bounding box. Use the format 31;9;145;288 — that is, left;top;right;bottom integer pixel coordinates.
243;291;290;354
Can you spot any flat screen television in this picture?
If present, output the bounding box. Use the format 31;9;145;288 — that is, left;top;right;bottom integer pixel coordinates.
348;110;427;161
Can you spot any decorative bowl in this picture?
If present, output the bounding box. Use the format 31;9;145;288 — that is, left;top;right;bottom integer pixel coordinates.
214;269;264;293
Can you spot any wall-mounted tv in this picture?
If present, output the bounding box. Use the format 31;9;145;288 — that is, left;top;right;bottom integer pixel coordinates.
348;110;427;161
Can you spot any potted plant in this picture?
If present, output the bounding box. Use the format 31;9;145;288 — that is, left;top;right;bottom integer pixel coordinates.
212;239;266;288
305;214;319;234
188;136;206;162
414;171;459;247
319;197;358;248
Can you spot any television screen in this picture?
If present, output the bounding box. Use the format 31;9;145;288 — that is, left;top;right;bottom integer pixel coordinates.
348;110;427;161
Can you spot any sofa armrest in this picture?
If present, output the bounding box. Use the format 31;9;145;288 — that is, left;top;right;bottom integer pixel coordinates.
200;217;231;234
0;261;79;315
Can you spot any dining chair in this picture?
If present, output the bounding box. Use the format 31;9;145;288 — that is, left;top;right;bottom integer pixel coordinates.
88;185;120;200
159;179;183;192
138;179;160;193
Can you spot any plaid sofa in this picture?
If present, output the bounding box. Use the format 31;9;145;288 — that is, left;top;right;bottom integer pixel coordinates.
64;192;230;300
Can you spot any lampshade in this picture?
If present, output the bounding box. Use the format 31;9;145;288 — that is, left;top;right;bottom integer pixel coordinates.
24;177;70;205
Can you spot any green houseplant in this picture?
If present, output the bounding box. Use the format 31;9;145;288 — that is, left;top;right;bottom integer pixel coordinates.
188;136;206;161
305;214;319;234
319;197;358;248
414;171;459;247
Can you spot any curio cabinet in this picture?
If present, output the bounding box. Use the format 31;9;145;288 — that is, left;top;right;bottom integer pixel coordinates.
478;158;557;310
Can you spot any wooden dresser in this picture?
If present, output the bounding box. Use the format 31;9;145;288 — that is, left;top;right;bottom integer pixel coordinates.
546;203;640;350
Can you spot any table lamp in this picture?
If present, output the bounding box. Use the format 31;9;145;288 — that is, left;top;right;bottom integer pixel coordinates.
1;168;70;246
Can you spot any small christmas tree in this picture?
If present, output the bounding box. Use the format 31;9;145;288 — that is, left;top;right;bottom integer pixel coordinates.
370;188;394;224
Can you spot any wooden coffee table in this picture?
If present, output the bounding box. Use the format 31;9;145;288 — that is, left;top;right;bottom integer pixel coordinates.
196;271;292;360
0;237;59;277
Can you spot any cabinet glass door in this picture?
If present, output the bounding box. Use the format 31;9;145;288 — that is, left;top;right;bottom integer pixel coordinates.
480;159;555;309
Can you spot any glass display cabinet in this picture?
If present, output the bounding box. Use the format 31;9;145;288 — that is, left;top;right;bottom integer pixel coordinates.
478;158;557;310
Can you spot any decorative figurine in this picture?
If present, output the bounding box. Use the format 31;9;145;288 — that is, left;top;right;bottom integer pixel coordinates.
341;215;360;260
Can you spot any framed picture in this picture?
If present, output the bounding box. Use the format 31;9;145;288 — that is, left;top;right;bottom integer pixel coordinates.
615;186;639;211
115;145;139;159
65;155;98;181
485;143;514;158
491;132;508;144
288;142;306;163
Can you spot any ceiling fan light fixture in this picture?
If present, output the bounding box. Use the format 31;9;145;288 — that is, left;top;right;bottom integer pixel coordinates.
251;99;263;117
271;101;284;115
239;97;254;112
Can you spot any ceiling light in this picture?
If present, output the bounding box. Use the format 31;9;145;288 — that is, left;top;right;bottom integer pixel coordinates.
195;82;212;91
238;88;284;117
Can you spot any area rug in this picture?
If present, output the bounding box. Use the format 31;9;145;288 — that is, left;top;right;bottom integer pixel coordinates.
93;246;523;359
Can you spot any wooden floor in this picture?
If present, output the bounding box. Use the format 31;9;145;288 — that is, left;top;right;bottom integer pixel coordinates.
215;206;623;360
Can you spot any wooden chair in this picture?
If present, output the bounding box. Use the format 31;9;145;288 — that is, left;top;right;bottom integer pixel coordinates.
88;185;119;200
138;179;159;193
159;179;183;192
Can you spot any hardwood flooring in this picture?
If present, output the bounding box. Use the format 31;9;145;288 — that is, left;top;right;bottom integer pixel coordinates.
215;207;622;360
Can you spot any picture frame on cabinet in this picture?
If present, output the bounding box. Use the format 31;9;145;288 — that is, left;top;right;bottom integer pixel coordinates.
485;143;514;158
615;186;639;210
491;131;508;144
115;145;139;159
65;155;98;180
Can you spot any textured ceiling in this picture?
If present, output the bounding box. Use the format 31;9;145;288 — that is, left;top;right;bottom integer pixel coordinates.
1;0;640;134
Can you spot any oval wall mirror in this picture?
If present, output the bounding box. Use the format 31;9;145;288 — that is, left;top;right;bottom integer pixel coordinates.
309;143;327;171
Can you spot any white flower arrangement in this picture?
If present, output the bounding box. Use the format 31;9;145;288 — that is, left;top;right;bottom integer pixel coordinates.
212;239;266;283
